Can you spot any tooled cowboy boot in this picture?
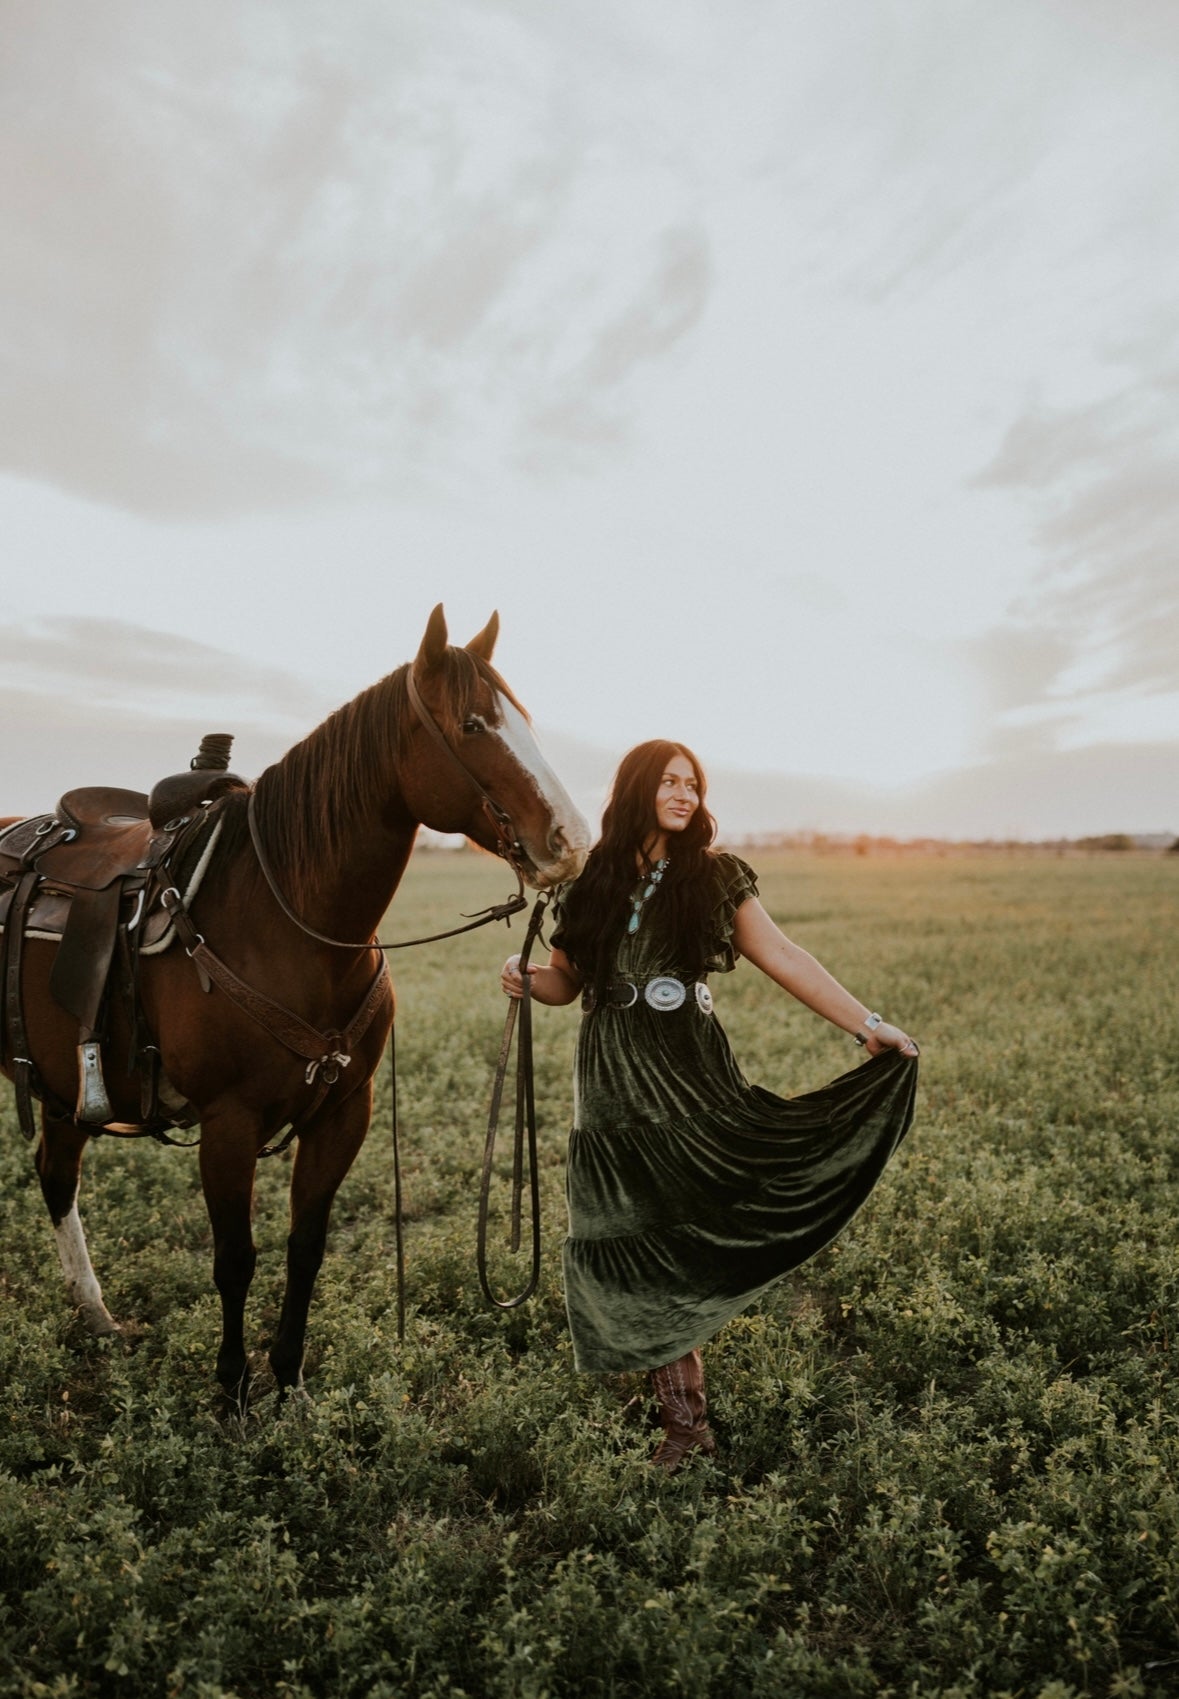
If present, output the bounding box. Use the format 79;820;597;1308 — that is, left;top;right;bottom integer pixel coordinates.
649;1347;717;1470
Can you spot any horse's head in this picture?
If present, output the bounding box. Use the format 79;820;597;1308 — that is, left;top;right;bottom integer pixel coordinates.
401;605;590;889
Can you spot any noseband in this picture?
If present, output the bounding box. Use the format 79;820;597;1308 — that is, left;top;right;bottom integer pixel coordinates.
245;671;530;953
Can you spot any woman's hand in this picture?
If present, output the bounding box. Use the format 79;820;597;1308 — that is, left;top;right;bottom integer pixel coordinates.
864;1021;919;1058
500;954;537;1000
500;947;584;1007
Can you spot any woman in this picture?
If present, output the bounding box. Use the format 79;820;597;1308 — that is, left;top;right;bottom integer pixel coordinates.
501;740;919;1469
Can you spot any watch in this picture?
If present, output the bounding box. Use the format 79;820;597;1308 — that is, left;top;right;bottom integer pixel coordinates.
854;1012;883;1046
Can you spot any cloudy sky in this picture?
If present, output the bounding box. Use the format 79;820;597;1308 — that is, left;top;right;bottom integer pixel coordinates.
2;0;1176;836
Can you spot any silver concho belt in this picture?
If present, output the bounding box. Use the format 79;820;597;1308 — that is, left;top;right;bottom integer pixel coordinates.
583;977;713;1015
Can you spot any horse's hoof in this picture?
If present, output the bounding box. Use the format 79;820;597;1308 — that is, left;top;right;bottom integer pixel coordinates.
218;1391;251;1425
273;1385;312;1422
267;1347;305;1395
80;1303;120;1337
216;1366;252;1417
272;1370;309;1407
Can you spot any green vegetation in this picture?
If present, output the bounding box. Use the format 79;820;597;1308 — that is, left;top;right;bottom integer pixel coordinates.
2;850;1177;1698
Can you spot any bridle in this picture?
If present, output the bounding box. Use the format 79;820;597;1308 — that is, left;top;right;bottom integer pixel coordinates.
246;669;530;953
404;669;531;883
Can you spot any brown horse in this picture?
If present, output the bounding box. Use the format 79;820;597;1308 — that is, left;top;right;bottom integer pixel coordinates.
2;606;589;1403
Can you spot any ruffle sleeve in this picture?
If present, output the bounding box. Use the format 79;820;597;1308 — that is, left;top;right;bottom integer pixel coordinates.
551;853;758;972
702;852;759;974
549;882;576;956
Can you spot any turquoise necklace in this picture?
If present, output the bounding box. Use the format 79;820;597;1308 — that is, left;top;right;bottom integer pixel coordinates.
627;857;669;934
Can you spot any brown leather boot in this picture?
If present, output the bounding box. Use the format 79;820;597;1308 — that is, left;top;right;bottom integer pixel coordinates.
649;1348;717;1470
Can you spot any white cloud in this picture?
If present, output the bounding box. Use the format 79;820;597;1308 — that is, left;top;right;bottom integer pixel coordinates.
0;685;293;821
0;0;717;515
2;1;1178;833
976;330;1179;705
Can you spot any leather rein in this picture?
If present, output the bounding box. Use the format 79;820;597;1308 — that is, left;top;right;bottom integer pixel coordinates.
476;887;550;1310
176;670;551;1339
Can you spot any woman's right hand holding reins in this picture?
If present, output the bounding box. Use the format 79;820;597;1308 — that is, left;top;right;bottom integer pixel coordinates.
500;954;535;1000
500;949;583;1007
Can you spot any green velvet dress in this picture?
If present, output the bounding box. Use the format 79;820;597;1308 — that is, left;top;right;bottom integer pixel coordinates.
554;853;918;1373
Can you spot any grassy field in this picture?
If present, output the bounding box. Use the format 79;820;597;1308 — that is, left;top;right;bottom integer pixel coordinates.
1;849;1177;1698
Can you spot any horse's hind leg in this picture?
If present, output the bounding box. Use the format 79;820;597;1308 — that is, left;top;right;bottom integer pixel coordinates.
37;1111;119;1336
269;1088;371;1394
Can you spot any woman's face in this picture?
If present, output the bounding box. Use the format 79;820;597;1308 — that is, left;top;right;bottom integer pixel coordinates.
652;752;700;843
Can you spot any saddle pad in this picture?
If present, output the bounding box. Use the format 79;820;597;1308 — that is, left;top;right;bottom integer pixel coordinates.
141;818;223;954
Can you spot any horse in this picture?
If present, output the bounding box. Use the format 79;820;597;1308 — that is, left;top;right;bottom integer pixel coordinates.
0;606;589;1404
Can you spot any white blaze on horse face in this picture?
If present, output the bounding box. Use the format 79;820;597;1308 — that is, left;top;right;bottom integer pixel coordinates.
493;695;590;886
54;1204;119;1335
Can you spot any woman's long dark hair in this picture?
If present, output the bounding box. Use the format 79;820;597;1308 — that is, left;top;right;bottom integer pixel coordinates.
556;740;718;988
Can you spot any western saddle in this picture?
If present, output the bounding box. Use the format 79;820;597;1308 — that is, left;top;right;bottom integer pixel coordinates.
0;736;247;1142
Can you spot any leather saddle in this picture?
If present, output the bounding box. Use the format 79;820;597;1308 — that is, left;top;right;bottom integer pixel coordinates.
0;741;248;1137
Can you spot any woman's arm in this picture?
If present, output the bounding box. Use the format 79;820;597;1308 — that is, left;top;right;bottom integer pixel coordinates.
500;945;584;1007
731;897;917;1055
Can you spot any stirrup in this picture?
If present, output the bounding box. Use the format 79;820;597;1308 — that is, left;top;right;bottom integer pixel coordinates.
76;1040;114;1124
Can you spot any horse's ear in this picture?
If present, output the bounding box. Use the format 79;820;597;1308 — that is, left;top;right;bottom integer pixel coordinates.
416;604;449;673
465;611;499;663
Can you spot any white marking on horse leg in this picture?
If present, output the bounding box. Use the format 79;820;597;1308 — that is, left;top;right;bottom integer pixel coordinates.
494;696;590;882
54;1205;119;1335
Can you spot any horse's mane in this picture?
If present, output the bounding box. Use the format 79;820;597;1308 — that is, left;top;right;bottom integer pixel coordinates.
219;649;526;905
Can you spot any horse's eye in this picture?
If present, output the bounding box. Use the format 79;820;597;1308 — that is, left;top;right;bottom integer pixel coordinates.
462;716;486;736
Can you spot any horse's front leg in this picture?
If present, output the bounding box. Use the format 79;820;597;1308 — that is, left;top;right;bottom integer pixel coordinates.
269;1083;373;1394
37;1109;119;1336
198;1110;260;1408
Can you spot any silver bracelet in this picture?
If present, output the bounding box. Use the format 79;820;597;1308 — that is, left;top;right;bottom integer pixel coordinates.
854;1012;883;1046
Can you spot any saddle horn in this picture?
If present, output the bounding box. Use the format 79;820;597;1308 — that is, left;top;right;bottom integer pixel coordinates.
148;734;247;829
